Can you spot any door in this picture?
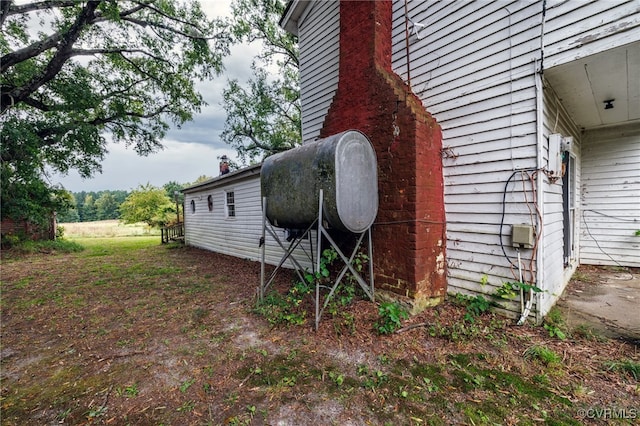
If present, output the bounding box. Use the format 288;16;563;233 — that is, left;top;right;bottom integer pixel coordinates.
562;153;576;266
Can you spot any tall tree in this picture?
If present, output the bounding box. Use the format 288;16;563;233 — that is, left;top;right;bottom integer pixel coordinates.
1;0;229;228
163;181;185;203
119;183;174;228
95;192;119;220
81;194;97;222
57;191;80;223
221;0;301;162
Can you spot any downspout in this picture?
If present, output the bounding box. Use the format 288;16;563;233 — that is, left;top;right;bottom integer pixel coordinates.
534;0;547;325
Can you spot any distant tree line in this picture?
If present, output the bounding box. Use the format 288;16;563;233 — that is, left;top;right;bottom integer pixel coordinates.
57;190;128;223
57;176;212;226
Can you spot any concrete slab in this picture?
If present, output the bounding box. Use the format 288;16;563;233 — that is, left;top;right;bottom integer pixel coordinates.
557;266;640;344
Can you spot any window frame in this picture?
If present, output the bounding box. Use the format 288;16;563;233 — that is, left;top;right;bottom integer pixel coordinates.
225;191;235;218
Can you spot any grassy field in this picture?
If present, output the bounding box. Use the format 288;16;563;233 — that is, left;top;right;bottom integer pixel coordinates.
59;219;160;238
1;238;638;425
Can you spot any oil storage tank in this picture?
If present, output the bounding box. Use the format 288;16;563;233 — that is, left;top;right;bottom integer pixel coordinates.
261;130;378;233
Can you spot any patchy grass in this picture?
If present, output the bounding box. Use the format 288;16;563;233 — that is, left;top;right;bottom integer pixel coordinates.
1;238;84;257
1;238;638;425
523;345;562;366
605;360;640;380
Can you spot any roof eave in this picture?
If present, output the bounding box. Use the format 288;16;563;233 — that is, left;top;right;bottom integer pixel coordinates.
182;163;262;194
279;0;311;36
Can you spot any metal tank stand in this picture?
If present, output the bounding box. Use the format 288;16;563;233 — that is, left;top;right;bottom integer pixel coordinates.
259;197;317;301
258;192;375;332
314;190;375;331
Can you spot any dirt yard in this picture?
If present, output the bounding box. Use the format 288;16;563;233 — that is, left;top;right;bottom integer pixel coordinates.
1;237;638;425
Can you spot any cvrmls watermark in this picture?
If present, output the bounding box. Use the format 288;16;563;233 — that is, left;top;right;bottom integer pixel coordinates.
577;407;638;420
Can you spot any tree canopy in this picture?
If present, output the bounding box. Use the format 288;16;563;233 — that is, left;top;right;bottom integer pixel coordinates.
221;0;301;162
1;0;229;228
119;183;174;228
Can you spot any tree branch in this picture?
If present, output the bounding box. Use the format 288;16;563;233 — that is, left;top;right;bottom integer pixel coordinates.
120;16;216;40
3;0;77;18
118;54;168;85
22;95;53;111
1;0;102;114
69;48;171;64
0;0;11;28
0;1;154;72
130;0;203;32
33;104;171;142
91;104;171;126
238;126;289;154
1;32;64;74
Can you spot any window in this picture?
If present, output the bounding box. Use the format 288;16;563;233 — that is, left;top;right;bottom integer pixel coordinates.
207;195;213;211
190;199;196;213
225;191;235;218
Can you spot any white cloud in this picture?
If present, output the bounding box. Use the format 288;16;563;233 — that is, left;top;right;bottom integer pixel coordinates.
52;140;238;192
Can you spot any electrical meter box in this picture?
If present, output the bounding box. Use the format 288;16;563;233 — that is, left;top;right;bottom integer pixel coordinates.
548;134;563;177
548;134;573;180
512;224;534;249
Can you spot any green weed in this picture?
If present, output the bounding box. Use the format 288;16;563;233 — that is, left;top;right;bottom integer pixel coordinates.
572;324;606;342
523;345;561;366
428;320;490;342
454;293;492;322
328;371;345;387
116;384;139;397
495;281;542;300
254;248;369;329
374;301;409;335
176;400;195;412
86;406;107;419
605;360;640;380
357;364;389;389
543;307;567;340
179;378;195;393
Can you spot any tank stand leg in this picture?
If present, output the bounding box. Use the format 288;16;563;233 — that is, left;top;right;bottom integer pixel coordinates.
258;198;317;307
259;220;317;303
314;191;375;331
259;197;267;301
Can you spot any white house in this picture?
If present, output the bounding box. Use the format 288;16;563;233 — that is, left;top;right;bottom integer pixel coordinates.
276;0;640;322
183;1;638;323
182;164;315;271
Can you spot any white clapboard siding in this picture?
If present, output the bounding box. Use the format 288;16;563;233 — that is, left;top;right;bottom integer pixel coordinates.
580;126;640;267
538;82;582;316
391;1;543;318
393;1;542;104
544;0;640;68
283;0;639;321
298;0;339;143
183;166;314;273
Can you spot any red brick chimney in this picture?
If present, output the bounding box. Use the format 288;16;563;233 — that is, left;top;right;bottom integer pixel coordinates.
320;0;446;310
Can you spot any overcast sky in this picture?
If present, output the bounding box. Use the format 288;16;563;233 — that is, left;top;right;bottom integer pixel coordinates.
50;1;259;192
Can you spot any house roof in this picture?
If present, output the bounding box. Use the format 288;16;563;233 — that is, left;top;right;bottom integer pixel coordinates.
181;163;262;194
279;0;311;35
